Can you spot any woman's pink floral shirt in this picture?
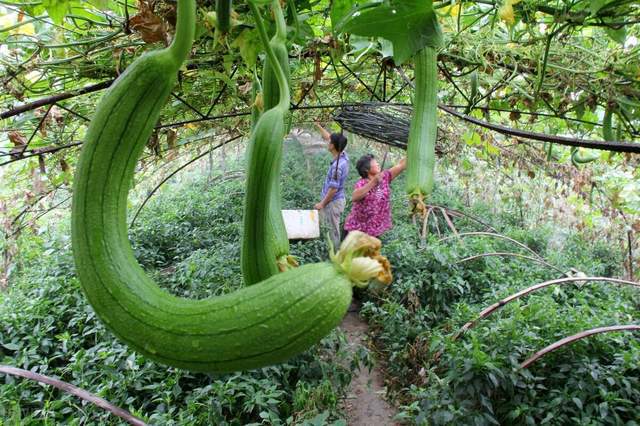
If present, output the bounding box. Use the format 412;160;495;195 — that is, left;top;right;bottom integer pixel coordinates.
344;170;392;237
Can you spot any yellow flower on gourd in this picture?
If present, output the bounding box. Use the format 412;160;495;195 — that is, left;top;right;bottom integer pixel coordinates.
498;0;521;25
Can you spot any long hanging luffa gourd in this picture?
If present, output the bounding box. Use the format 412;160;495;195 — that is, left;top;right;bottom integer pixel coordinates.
72;0;391;373
406;46;438;215
242;0;296;285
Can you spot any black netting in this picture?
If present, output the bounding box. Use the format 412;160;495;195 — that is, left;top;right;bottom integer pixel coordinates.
333;102;446;154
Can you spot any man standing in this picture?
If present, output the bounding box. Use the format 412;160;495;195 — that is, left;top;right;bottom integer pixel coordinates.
314;122;349;249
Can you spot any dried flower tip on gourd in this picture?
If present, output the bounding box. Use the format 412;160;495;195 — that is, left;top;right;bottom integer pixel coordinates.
410;193;426;216
336;231;381;262
277;255;299;272
373;254;392;285
330;231;392;287
349;257;383;288
254;92;264;111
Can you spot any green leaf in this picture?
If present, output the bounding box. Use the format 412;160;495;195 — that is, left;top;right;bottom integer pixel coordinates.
337;0;443;64
2;343;20;351
463;131;482;146
88;0;108;9
42;0;71;24
572;397;583;410
231;28;262;68
378;38;393;59
330;0;356;31
605;26;626;44
461;158;473;171
589;0;606;15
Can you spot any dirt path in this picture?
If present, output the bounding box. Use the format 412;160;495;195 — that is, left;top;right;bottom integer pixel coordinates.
340;311;398;426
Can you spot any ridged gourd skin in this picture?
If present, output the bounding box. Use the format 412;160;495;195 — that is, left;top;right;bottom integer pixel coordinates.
261;41;291;272
406;46;438;198
242;108;288;284
262;43;290;111
242;0;292;285
72;0;352;373
215;0;232;33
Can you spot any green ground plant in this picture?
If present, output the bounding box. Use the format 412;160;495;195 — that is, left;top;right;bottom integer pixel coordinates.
358;169;639;425
2;137;639;425
0;141;365;425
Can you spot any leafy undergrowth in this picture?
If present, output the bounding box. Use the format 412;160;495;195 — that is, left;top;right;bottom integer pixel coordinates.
362;179;640;425
0;140;363;425
2;137;639;425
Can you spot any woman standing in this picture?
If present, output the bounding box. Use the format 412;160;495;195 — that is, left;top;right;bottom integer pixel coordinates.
344;154;406;238
313;122;349;249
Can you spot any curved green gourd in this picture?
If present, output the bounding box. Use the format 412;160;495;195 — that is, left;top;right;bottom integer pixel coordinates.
71;0;367;373
465;69;478;113
242;0;295;285
571;147;599;166
406;46;438;210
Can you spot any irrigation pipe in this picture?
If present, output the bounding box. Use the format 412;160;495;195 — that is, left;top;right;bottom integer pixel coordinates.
454;277;640;339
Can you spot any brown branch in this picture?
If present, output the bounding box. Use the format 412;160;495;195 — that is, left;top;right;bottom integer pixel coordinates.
205;66;238;117
1;80;114;120
0;142;82;167
11;185;65;225
520;325;640;369
438;207;459;237
171;92;206;118
395;68;640;153
0;365;147;426
425;204;498;233
11;195;72;238
22;104;54;155
440;102;640;153
420;207;432;243
454;277;640;339
340;60;383;102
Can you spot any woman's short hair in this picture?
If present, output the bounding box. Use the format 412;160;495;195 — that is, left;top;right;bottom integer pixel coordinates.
356;154;375;178
329;133;348;152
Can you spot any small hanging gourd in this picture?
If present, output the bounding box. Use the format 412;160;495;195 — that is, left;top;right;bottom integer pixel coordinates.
242;0;296;286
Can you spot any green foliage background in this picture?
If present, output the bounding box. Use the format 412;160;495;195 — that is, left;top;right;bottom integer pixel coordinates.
1;0;640;424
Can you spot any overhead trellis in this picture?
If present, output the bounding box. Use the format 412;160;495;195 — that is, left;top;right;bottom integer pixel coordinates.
334;102;640;154
333;102;452;155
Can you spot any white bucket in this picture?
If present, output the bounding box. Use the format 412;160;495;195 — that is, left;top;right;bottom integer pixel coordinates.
282;210;320;239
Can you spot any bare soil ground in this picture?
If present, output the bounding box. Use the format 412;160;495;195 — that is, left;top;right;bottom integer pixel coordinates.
339;311;399;426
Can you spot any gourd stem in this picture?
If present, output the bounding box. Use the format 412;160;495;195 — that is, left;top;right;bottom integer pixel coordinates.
274;0;287;42
286;0;300;39
167;0;196;66
249;0;290;112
